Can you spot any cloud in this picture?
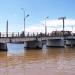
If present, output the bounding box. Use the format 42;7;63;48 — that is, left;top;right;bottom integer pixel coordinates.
42;19;75;26
26;19;75;34
26;24;45;34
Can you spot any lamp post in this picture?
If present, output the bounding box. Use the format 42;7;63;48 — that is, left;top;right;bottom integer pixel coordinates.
45;16;49;36
72;25;73;33
6;20;8;37
21;8;29;37
71;25;73;36
58;17;66;37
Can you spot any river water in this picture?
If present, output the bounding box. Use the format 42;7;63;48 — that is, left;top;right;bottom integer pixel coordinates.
0;43;75;75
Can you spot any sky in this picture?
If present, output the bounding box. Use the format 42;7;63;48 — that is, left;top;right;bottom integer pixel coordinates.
0;0;75;35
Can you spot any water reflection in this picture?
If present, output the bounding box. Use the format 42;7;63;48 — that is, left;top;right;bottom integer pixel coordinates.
7;43;24;56
0;44;75;75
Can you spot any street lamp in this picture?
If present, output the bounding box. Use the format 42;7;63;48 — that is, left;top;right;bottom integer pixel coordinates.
21;8;29;37
45;16;49;36
6;20;8;37
58;17;66;37
72;25;73;33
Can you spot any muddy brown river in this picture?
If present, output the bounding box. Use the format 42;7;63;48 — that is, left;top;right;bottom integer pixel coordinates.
0;44;75;75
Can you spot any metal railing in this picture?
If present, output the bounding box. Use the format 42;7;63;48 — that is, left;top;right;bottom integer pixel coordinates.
0;32;74;38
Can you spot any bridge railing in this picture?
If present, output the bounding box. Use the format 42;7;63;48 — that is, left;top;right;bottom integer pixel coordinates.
0;32;51;38
0;32;74;38
0;32;20;37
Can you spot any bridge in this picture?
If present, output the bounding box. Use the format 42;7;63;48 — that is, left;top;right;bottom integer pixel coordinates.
0;32;75;44
0;32;75;50
0;36;68;43
0;32;66;43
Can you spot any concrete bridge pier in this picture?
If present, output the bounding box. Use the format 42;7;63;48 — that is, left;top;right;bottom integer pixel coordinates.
46;38;64;47
65;39;75;47
24;40;43;49
0;43;7;51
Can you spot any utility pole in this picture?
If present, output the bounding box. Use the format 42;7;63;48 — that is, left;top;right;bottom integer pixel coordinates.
45;16;49;36
58;17;66;37
6;20;8;37
21;8;29;37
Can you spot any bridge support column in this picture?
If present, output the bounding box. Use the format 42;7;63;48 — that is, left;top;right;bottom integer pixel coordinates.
46;39;64;47
0;43;7;51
